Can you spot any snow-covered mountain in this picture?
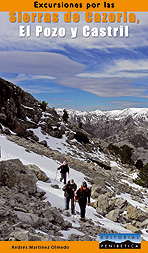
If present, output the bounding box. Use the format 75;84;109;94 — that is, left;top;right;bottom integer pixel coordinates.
0;78;148;241
57;108;148;163
58;107;148;124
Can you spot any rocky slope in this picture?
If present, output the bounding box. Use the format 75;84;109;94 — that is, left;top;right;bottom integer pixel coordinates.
0;136;148;241
0;77;96;154
57;108;148;163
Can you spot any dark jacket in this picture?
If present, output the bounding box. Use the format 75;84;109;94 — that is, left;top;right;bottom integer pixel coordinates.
58;164;69;174
63;181;77;198
75;186;91;204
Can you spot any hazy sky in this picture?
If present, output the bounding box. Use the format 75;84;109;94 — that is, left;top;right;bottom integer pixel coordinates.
1;12;148;111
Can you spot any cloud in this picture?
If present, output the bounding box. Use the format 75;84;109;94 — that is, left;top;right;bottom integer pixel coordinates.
77;59;148;79
58;76;148;97
5;74;56;83
46;97;74;102
21;85;68;94
0;51;85;78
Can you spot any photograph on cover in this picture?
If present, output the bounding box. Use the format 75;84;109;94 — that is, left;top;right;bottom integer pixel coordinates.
0;11;148;242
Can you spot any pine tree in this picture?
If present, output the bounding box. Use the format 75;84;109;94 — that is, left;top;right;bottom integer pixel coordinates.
135;159;143;170
138;163;148;187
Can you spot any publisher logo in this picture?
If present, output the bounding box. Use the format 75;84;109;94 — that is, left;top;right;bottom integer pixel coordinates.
99;233;141;249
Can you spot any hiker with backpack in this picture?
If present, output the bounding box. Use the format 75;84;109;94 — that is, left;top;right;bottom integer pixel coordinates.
75;181;91;221
57;161;69;184
63;179;77;215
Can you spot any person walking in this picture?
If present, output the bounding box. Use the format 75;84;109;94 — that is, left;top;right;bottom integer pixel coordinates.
63;179;77;214
57;161;69;184
75;181;91;221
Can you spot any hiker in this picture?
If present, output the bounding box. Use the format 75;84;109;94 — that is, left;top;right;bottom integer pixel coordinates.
57;161;69;184
63;179;77;214
75;181;91;221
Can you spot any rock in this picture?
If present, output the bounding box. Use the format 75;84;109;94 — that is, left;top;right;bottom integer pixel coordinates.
0;200;11;217
106;209;120;222
126;224;141;233
42;208;54;222
9;228;29;241
51;184;60;189
26;164;49;182
29;233;52;241
18;174;37;194
0;113;7;122
135;221;142;228
91;184;102;198
114;198;128;209
0;222;14;239
13;211;39;227
62;210;71;217
95;193;115;215
126;206;148;222
39;140;48;147
141;219;148;228
0;159;37;194
3;128;11;135
82;235;92;241
31;135;39;142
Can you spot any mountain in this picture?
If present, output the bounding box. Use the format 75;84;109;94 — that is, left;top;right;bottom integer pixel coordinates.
57;108;148;162
0;77;96;155
0;78;148;241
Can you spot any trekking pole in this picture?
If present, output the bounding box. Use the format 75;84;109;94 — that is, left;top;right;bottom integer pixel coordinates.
72;198;77;221
55;169;58;181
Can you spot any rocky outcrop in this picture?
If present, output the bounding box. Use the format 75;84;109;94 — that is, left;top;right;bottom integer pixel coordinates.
0;159;72;241
0;78;95;155
26;164;50;182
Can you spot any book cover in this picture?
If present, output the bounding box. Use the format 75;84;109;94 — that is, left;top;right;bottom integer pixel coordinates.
0;1;148;252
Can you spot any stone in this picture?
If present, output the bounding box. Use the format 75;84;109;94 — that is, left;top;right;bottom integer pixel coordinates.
0;159;37;194
13;211;39;227
141;219;148;228
126;224;141;233
39;140;48;147
29;233;52;241
62;210;71;217
106;209;120;222
126;206;148;222
26;164;49;182
51;184;60;189
10;228;29;241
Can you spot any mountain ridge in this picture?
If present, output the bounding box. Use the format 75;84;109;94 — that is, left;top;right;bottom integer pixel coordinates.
57;107;148;162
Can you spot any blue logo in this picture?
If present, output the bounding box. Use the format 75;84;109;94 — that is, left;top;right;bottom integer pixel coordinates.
99;233;141;249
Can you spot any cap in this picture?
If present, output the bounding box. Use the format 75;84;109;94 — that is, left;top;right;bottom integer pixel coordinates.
70;179;74;184
82;181;87;188
63;161;67;165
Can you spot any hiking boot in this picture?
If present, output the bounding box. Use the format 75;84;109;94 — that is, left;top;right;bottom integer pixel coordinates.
80;217;85;221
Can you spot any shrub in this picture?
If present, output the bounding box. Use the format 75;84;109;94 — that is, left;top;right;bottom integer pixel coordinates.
74;131;89;144
107;143;134;165
120;145;134;165
138;163;148;187
107;143;121;155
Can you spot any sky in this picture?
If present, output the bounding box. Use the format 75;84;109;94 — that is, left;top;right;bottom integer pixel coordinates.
0;11;148;111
